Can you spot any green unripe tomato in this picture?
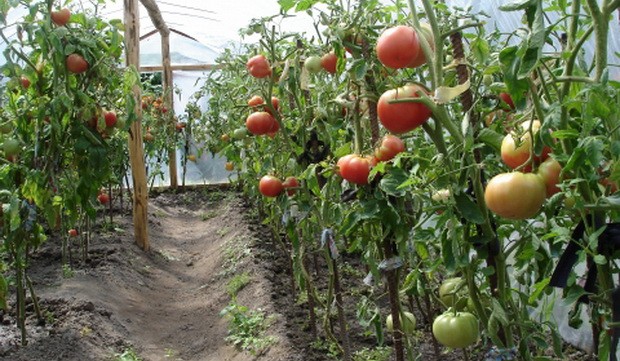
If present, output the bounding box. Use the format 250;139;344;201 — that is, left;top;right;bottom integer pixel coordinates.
386;311;416;335
439;277;466;309
3;137;21;156
0;122;12;134
432;311;479;349
483;74;493;87
304;56;323;73
233;127;248;140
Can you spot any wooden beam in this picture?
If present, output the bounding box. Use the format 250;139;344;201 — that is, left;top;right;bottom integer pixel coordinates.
139;64;220;72
124;0;149;251
139;0;170;36
161;32;178;188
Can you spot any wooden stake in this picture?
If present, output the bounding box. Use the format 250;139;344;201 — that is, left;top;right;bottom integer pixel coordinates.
125;0;149;251
161;32;177;188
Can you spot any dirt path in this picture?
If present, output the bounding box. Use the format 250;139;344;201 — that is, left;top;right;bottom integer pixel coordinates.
0;190;294;361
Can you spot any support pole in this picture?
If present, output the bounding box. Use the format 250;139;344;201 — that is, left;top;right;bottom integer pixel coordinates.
124;0;149;251
161;32;177;188
140;0;177;188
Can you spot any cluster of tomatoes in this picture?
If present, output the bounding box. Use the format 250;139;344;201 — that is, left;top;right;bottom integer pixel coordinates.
485;109;563;220
258;175;299;198
245;94;280;136
49;8;90;75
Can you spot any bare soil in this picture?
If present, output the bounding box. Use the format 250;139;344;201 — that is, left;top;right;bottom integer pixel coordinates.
0;187;598;361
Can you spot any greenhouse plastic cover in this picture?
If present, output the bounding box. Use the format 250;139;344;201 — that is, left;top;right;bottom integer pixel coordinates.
1;0;620;356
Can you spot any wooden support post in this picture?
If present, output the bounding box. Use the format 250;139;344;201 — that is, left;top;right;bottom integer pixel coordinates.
161;32;177;188
140;0;177;188
124;0;149;251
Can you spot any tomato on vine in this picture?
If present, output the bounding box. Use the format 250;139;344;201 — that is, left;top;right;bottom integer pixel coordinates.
246;54;272;78
246;111;278;135
386;312;417;335
500;120;550;171
432;311;479;349
66;53;89;74
320;52;338;74
338;154;371;185
377;84;431;134
376;25;420;69
51;8;71;26
282;176;299;196
259;175;283;197
374;134;405;161
537;157;562;197
484;172;546;220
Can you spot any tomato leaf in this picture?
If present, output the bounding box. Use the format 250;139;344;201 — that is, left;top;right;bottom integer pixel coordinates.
611;141;620;158
499;46;529;105
470;38;490;64
278;0;296;12
499;0;536;11
550;129;579;139
477;128;503;152
453;192;484;224
490;299;509;326
379;167;409;197
593;254;607;265
528;278;550;304
597;329;610;361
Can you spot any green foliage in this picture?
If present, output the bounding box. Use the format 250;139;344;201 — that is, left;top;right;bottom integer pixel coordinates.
226;272;251;297
352;346;392;361
220;302;277;355
113;348;142;361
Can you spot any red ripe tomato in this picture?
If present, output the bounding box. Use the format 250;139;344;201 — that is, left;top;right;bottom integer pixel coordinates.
339;154;371;185
499;92;515;111
267;97;280;115
321;52;338;74
267;116;280;135
68;229;78;237
246;111;277;135
501;120;550;171
51;8;71;26
377;84;432;134
104;111;117;127
376;25;420;69
336;154;356;177
408;23;434;68
375;134;406;161
537;157;562;197
97;193;110;205
282;176;300;196
66;53;89;74
20;76;31;89
484;172;546;220
248;95;265;109
259;175;283;197
246;54;272;78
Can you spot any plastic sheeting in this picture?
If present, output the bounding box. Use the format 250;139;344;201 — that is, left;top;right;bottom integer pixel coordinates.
443;0;620;79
